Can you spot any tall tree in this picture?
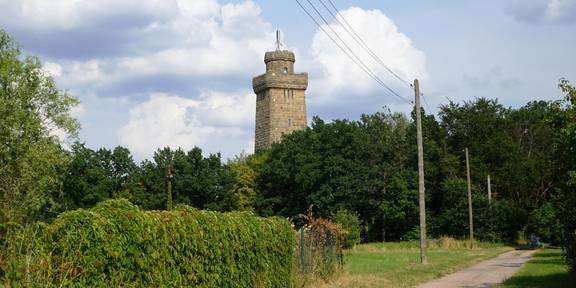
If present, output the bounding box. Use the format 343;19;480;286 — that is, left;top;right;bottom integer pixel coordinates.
0;30;79;223
134;147;235;211
438;98;557;208
60;144;138;210
549;78;576;271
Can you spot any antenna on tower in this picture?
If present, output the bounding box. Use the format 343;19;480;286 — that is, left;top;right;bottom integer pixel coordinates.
275;29;283;51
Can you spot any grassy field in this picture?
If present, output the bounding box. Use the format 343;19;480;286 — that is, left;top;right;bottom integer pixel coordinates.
500;249;576;288
311;239;512;288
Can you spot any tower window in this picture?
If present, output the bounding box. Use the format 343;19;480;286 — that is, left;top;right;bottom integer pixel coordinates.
284;89;293;100
283;67;288;74
288;118;292;127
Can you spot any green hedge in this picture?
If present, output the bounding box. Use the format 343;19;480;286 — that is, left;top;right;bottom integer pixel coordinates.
2;199;294;287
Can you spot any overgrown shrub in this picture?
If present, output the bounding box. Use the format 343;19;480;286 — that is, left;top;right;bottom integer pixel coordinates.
1;199;294;287
558;183;576;272
331;209;361;249
526;201;563;245
293;207;343;287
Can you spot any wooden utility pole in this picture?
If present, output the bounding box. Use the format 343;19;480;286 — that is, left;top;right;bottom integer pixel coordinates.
166;164;173;211
415;79;428;264
487;175;492;205
465;148;474;248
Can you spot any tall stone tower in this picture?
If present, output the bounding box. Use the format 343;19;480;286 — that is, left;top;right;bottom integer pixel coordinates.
252;47;308;151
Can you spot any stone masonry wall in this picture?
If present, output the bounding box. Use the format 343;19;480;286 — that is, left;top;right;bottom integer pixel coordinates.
253;50;308;152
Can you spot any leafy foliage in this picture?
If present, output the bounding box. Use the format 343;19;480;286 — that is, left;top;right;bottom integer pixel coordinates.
2;199;294;287
228;153;266;211
294;206;343;286
60;143;138;210
526;201;563;245
549;78;576;272
331;209;362;249
0;30;79;224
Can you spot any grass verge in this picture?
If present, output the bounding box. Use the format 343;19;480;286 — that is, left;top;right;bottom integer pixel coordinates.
499;249;576;288
310;239;512;288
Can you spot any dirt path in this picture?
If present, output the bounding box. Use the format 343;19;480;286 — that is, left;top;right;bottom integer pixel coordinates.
417;249;537;288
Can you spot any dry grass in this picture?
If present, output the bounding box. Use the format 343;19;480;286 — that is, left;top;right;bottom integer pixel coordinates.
302;238;512;288
311;273;393;288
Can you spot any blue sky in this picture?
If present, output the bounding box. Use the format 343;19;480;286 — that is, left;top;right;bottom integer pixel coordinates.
1;0;575;160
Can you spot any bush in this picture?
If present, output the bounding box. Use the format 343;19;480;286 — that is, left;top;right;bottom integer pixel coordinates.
331;209;361;249
526;201;563;245
292;207;343;287
559;183;576;272
1;199;295;287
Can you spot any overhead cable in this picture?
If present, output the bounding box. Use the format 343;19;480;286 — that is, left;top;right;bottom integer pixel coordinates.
322;0;413;87
294;0;411;103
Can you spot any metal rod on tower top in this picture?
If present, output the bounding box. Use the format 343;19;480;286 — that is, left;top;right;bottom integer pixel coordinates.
415;79;428;264
276;30;281;51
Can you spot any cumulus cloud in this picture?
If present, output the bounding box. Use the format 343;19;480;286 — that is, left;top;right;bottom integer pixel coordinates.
118;91;255;159
29;0;274;98
308;7;426;106
2;1;429;159
2;0;273;159
0;0;178;30
506;0;576;24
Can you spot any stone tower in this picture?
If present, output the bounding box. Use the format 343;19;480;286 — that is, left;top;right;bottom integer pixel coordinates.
252;49;308;151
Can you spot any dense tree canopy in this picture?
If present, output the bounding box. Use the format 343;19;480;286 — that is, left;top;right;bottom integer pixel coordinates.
254;102;555;242
549;79;576;271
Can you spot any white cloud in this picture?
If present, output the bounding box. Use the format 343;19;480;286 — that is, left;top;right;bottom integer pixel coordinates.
0;0;178;30
4;1;430;159
30;0;274;91
507;0;576;24
70;103;86;119
118;91;254;159
308;7;426;104
545;0;576;20
6;0;272;160
43;62;63;77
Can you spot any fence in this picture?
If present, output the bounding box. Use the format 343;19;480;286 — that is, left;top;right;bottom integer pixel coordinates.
293;208;344;281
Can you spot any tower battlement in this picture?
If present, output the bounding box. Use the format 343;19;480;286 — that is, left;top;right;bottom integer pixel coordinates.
253;48;308;152
252;73;308;94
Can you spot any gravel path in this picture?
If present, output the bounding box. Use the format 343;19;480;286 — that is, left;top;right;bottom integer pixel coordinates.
417;249;537;288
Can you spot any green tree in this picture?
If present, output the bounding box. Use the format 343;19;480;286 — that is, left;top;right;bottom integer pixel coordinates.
257;112;422;241
228;153;266;211
134;147;235;211
430;177;522;242
549;78;576;271
331;209;362;249
60;143;138;210
0;30;79;223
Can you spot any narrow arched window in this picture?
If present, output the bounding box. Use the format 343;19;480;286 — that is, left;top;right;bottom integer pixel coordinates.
283;67;288;74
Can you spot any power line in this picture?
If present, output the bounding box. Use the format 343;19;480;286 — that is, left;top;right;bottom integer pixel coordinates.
302;0;408;102
421;93;433;114
294;0;410;103
322;0;412;87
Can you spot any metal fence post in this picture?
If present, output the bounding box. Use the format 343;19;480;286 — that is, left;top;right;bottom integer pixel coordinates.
300;227;305;273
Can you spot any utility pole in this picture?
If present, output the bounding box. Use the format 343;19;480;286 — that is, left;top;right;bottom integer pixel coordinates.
487;175;492;205
166;164;173;211
415;79;428;264
465;148;474;248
